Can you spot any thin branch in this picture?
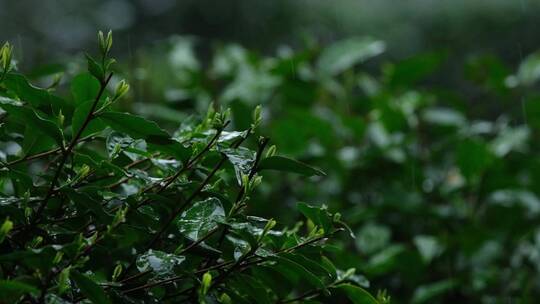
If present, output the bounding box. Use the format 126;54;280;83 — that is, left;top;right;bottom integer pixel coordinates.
118;130;250;280
1;135;96;169
32;73;113;225
205;136;268;269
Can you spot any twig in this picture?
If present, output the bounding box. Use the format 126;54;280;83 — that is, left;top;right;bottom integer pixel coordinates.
32;73;113;226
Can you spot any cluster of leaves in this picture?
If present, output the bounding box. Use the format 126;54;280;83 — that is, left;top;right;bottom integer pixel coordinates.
127;37;540;302
0;33;383;303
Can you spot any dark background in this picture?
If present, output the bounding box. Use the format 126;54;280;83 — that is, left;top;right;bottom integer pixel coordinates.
2;0;540;67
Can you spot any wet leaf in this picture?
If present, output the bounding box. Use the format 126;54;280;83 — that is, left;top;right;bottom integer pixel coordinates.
136;249;185;276
177;197;225;240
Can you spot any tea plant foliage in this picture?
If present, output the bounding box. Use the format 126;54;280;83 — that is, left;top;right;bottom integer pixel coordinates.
132;35;540;302
0;34;378;303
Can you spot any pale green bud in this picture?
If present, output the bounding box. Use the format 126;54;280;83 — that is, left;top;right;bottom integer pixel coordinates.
265;145;277;158
112;264;123;281
58;267;71;295
251;105;262;129
30;236;43;248
341;268;356;280
218;293;232;304
258;218;276;242
0;42;13;72
241;174;250;189
98;30;113;55
58;110;65;127
53;251;64;264
113;80;130;100
250;175;262;190
0;217;13;244
200;272;212;296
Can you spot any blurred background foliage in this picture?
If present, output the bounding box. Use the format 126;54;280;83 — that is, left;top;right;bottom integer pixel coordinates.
3;0;540;302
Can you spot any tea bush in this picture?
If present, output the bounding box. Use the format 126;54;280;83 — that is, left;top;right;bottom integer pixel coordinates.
126;37;540;302
0;33;381;303
4;28;540;303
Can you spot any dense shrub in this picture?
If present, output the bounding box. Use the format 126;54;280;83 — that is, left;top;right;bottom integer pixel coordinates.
0;34;383;303
4;28;540;303
127;37;540;302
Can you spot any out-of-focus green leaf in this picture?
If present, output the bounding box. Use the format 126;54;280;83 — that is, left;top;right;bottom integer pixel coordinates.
365;245;405;275
259;156;325;176
336;283;378;304
422;108;466;127
456;138;494;180
0;280;39;303
412;280;457;304
413;235;443;264
516;51;540;85
317;37;385;76
385;51;446;86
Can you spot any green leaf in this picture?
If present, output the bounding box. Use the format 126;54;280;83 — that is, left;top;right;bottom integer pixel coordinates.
71;73;100;105
422;108;466;127
177;197;225;240
230;274;272;304
365;244;406;275
72;99;107;137
317;37;385;76
45;294;72;304
270;255;326;290
85;54;104;81
226;235;251;261
64;190;112;224
71;270;112;304
0;247;57;271
251;266;292;299
490;125;529;157
281;253;332;282
3;73;69;110
297;202;332;233
414;235;443;264
456;138;494;180
517;51;540;85
21;126;55;156
0;103;64;147
386;51;446;87
136;249;185;277
0;280;39;303
0;217;13;243
99;112;171;144
222;147;256;185
336;283;378;304
258;156;325;177
0;169;34;193
412;280;457;304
